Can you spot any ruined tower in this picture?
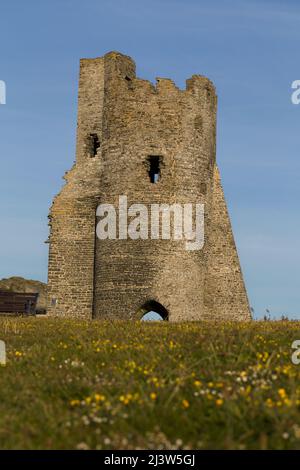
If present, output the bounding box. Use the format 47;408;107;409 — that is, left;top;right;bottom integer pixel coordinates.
47;51;251;321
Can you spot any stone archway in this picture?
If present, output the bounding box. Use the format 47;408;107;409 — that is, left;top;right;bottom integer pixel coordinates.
138;300;169;321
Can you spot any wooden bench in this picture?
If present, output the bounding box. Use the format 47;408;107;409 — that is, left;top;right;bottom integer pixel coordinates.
0;291;39;315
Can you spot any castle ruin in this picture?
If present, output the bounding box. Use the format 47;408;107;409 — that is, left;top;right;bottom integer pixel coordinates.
47;51;251;321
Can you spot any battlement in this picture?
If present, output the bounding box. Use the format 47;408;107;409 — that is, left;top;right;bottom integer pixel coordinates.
79;51;216;97
75;51;217;164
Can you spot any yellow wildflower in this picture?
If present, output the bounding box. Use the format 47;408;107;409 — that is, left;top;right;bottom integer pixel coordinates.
194;380;202;387
278;388;287;399
70;399;80;407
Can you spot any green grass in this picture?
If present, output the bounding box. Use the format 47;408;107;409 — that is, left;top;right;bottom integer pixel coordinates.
0;318;300;449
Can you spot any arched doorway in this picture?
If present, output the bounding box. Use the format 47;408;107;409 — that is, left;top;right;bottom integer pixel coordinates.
138;300;169;321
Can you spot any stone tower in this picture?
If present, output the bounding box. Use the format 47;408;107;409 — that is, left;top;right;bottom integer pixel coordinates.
47;51;251;321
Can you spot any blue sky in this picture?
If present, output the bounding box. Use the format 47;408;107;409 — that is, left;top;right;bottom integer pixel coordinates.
0;0;299;318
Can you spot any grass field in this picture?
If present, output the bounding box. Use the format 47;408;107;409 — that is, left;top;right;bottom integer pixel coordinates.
1;318;300;449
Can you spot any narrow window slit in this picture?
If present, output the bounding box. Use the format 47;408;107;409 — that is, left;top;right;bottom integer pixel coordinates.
148;156;161;183
89;133;100;157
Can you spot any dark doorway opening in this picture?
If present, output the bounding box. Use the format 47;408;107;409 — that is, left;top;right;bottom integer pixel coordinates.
139;300;168;321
